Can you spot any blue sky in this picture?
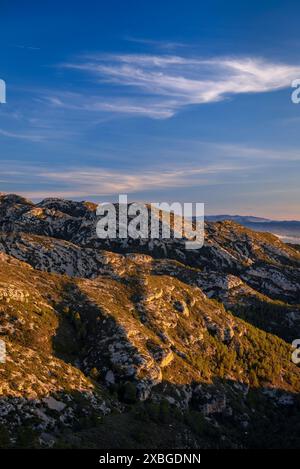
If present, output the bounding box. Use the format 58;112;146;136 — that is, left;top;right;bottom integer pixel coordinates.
1;0;300;218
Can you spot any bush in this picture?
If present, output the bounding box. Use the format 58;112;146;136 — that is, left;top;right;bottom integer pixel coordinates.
0;424;10;448
15;426;38;448
122;382;138;404
90;367;100;380
185;411;205;436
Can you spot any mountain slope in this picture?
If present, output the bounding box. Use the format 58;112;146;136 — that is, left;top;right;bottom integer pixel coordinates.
0;194;299;449
206;214;300;244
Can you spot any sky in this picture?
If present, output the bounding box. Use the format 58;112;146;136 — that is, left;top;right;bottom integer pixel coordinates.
0;0;300;219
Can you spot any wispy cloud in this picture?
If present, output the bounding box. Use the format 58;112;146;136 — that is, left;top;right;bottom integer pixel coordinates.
123;36;187;51
0;126;76;143
206;142;300;161
44;93;175;119
11;44;40;51
40;163;241;194
1;139;299;201
61;54;300;118
0;159;245;199
0;128;45;142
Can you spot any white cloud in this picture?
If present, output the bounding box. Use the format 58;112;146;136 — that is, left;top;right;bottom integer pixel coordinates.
45;93;175;119
0;160;244;199
61;54;300;118
37;163;240;195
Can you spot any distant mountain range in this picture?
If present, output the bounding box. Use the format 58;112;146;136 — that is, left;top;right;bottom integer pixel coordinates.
205;215;300;244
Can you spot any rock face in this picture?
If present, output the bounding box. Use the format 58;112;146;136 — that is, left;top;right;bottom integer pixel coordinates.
0;194;299;449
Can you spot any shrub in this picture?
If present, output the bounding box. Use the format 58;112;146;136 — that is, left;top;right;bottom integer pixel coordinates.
90;367;100;380
0;424;10;448
122;382;138;404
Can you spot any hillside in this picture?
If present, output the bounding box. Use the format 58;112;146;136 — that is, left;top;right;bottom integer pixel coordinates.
206;215;300;244
0;194;299;449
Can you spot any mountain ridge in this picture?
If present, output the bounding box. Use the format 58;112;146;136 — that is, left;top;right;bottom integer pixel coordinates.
205;215;300;244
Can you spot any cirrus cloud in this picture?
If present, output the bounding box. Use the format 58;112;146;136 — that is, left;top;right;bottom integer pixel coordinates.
59;54;300;118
